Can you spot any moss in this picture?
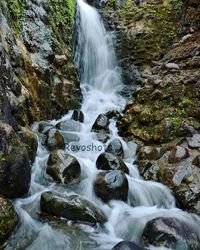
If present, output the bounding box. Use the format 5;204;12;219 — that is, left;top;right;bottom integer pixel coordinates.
105;0;182;66
6;0;27;35
0;197;18;245
49;0;76;46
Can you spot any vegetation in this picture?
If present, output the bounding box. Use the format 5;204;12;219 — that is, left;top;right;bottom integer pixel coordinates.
5;0;27;35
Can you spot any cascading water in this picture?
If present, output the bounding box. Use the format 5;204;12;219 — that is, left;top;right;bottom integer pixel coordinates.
5;0;200;249
74;0;122;91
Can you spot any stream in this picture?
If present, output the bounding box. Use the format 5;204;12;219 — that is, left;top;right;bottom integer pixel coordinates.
5;0;200;249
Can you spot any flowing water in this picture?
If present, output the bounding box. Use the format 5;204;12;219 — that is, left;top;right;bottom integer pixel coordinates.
5;0;200;249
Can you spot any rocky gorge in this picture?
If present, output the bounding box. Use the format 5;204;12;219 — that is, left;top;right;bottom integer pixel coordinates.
0;0;200;249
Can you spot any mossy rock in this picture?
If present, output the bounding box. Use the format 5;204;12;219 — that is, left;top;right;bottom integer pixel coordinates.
0;196;18;246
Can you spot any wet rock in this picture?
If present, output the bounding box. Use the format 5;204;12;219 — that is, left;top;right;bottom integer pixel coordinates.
95;130;110;143
94;170;128;203
96;152;129;173
112;241;145;250
142;217;200;249
138;146;167;161
18;126;38;163
0;196;18;245
40;191;106;224
158;164;200;215
0;123;31;198
71;109;84;123
168;146;190;163
105;138;124;158
188;134;200;148
42;128;65;151
46;150;81;183
62;131;80;144
192;155;200;167
91;114;109;133
105;110;122;120
38;121;54;134
56;119;81;132
165;63;180;70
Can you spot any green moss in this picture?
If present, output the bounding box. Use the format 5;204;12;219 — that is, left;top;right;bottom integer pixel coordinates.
49;0;76;46
105;0;182;66
6;0;26;35
0;199;17;245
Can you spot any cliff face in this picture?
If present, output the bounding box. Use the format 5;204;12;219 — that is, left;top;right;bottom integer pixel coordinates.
99;0;199;144
0;0;80;126
102;0;200;215
0;0;79;244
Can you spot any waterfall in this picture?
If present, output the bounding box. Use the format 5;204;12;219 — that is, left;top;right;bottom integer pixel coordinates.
74;0;122;91
5;0;200;249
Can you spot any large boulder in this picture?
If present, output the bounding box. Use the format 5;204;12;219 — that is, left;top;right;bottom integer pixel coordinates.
0;123;31;198
96;152;129;174
0;196;18;246
94;170;128;203
142;217;200;249
46;150;81;183
105;138;124;158
112;241;145;250
42;128;65;151
40;192;106;224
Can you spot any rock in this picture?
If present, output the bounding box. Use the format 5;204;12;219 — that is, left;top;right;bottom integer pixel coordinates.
62;131;80;144
191;56;200;67
138;146;166;161
0;196;18;245
42;128;65;151
105;110;122;120
96;152;129;173
188;134;200;148
94;170;128;203
168;146;190;163
165;63;180;70
142;217;200;249
192;155;200;167
56;120;81;132
158;164;200;215
40;191;106;224
0;122;31;198
18;126;38;163
54;54;67;67
105;138;124;158
95;130;110;143
46;150;81;183
91;114;109;133
71;109;84;123
38;121;54;134
112;241;145;250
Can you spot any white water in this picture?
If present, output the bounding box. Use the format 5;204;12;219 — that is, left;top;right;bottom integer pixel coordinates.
5;0;200;249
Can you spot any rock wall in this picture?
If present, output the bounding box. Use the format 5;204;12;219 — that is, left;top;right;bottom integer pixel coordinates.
0;0;79;245
100;0;200;216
